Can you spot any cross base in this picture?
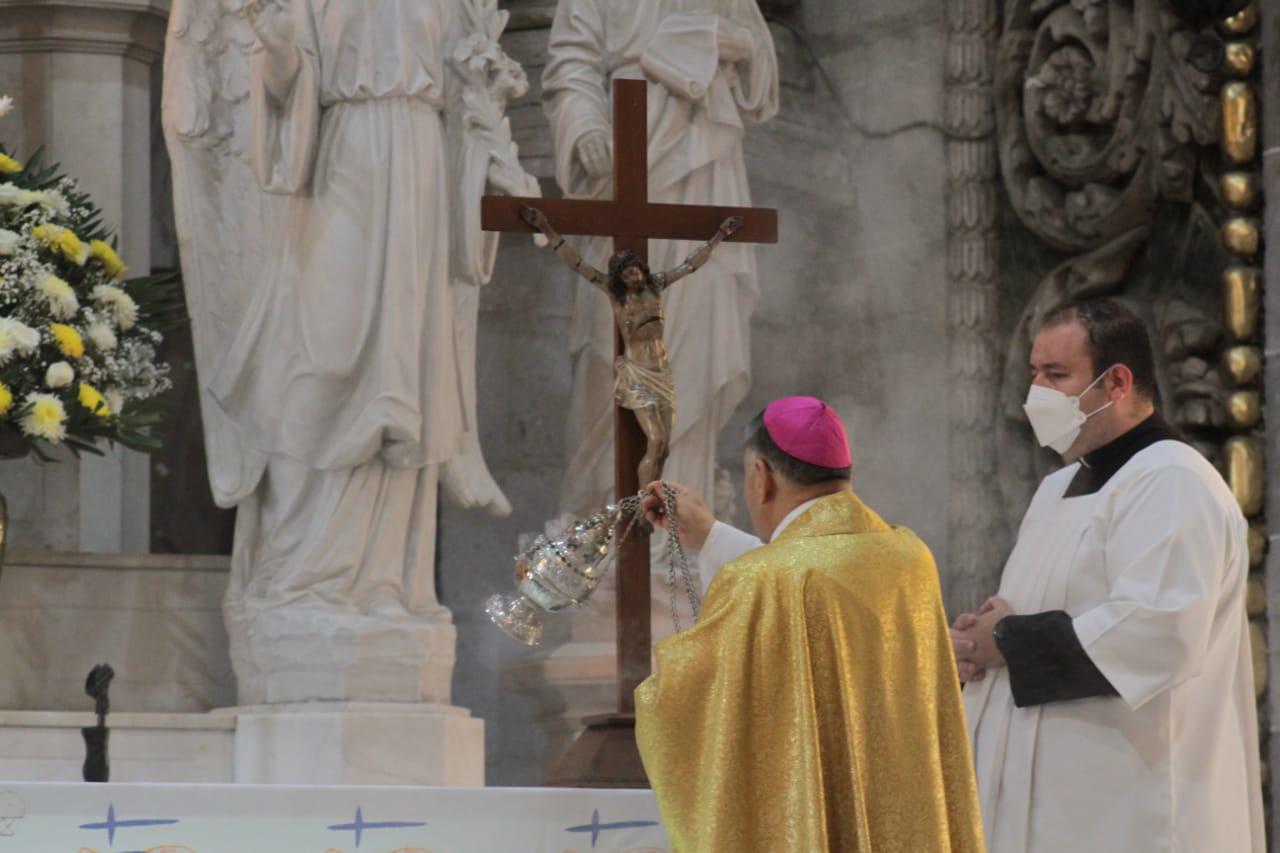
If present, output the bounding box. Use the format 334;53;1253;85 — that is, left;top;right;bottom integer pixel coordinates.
543;714;647;788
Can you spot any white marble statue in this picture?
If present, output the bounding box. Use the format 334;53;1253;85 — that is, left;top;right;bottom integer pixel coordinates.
542;0;779;517
161;0;538;705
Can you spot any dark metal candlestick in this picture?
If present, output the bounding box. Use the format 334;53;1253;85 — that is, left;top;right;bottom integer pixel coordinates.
82;663;114;783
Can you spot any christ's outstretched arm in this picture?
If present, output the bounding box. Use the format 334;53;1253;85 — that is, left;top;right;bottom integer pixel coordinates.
654;216;744;289
521;205;608;290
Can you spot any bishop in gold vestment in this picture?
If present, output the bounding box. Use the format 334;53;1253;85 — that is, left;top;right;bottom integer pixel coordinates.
636;397;984;852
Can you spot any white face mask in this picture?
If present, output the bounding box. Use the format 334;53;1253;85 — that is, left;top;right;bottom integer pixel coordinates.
1022;370;1114;455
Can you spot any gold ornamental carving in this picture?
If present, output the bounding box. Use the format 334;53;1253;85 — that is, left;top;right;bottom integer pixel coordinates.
1223;346;1262;385
1248;525;1266;569
1225;436;1264;517
1222;82;1258;165
1223;42;1257;78
1221;172;1260;210
1222;266;1261;340
1222;218;1260;257
1247;578;1266;617
1221;3;1258;35
1226;391;1262;429
1250;620;1267;696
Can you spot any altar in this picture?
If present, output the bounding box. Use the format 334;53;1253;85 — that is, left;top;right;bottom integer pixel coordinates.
0;781;668;852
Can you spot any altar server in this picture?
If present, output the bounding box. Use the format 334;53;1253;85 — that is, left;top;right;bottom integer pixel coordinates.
952;299;1263;851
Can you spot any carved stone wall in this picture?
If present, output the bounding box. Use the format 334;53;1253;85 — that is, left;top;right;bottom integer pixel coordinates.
991;0;1218;522
945;0;1005;613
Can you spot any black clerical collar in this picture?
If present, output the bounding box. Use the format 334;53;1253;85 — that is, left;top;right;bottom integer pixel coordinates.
1063;412;1184;498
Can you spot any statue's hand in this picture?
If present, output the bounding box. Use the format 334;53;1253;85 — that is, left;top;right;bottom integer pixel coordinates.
722;216;744;237
716;18;756;64
487;155;538;199
576;130;612;180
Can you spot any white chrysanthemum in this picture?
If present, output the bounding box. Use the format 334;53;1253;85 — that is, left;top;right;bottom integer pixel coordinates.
105;388;125;416
17;189;47;209
45;361;73;388
38;273;79;319
0;184;23;207
0;321;20;364
0;228;19;256
9;319;38;354
87;322;117;351
91;284;137;330
0;317;40;363
41;189;70;219
0;96;13;118
20;393;66;443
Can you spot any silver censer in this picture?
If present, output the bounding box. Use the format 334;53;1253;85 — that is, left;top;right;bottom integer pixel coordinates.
484;497;641;647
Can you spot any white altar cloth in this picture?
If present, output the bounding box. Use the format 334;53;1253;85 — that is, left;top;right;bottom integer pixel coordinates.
0;782;669;852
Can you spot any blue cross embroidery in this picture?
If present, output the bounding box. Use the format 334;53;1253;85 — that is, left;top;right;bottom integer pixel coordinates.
565;808;660;848
79;803;179;846
327;806;426;848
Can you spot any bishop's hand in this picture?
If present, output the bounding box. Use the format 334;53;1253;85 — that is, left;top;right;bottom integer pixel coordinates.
576;130;613;180
642;481;716;553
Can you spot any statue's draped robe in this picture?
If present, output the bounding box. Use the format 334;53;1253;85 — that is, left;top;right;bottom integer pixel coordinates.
542;0;778;516
208;0;499;655
636;492;986;852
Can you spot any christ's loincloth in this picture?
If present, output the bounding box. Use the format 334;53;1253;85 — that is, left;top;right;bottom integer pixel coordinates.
614;357;675;411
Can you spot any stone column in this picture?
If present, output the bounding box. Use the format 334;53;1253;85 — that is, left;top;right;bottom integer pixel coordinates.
0;0;166;553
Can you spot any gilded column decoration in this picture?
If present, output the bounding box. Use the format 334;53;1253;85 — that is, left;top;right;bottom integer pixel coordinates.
994;0;1217;521
1212;2;1267;720
945;0;1005;612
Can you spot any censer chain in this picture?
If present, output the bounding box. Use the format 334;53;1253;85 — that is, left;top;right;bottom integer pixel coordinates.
614;484;701;633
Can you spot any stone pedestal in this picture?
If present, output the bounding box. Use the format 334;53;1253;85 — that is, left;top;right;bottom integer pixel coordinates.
0;705;485;786
0;0;167;552
0;710;235;783
227;606;459;707
230;703;485;786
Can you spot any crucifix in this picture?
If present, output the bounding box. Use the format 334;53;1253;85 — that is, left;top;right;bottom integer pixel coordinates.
482;78;777;786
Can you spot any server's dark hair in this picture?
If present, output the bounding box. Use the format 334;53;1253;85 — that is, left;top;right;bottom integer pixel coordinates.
1039;299;1157;399
743;410;852;485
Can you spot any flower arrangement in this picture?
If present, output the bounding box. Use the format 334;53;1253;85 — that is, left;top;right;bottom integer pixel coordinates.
0;96;179;458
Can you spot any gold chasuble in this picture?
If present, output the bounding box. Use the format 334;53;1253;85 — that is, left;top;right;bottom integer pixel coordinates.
635;491;984;852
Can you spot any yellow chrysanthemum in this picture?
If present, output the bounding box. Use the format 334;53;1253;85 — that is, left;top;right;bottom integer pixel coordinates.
0;153;20;175
20;393;66;442
31;223;89;266
0;382;12;417
49;323;84;359
89;240;127;279
78;383;110;419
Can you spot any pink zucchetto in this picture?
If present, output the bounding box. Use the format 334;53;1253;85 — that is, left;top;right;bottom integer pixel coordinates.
763;396;852;469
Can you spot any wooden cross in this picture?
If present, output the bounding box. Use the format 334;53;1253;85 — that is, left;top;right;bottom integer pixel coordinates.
482;78;777;786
